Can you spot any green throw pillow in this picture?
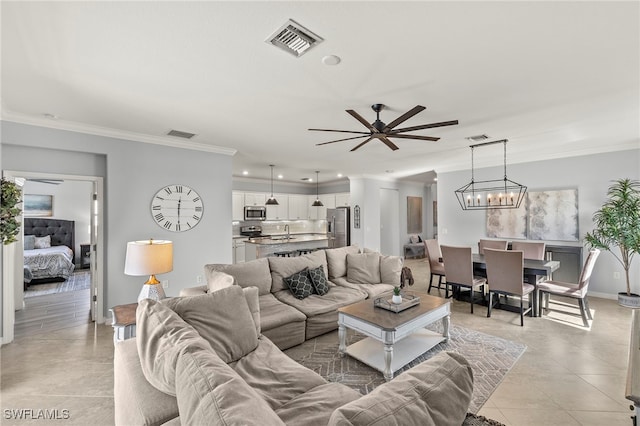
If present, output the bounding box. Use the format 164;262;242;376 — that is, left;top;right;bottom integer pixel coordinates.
308;265;329;296
284;267;315;299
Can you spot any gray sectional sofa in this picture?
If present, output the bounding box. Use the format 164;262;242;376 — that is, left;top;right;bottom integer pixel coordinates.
180;245;403;349
114;285;474;425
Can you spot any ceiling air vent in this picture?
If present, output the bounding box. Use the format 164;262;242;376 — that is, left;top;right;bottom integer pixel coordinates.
167;129;196;139
266;19;323;57
466;134;490;142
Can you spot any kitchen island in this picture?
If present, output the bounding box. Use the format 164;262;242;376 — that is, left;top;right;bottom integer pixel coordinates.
244;234;329;260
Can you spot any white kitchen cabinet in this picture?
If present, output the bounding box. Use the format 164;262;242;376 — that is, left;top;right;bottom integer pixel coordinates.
335;193;350;207
232;238;247;264
266;194;289;220
244;192;266;206
308;194;335;220
288;195;308;220
232;192;245;221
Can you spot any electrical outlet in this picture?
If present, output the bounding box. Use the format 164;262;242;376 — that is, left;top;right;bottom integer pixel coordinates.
614;272;621;280
196;275;203;284
162;280;169;289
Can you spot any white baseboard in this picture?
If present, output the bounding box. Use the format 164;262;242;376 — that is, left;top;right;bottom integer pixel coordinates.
588;291;618;301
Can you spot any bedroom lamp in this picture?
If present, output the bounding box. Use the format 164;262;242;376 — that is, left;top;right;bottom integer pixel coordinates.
124;239;173;302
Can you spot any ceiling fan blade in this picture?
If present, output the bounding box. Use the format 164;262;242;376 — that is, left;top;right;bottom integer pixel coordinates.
309;128;371;135
346;110;377;132
350;137;374;152
391;120;459;134
383;105;426;132
316;135;370;146
386;134;440;141
378;135;400;151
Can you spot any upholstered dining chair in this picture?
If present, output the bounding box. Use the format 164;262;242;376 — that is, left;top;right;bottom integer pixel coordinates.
537;249;600;327
424;239;447;295
511;241;546;260
484;248;534;326
440;245;487;313
478;239;508;255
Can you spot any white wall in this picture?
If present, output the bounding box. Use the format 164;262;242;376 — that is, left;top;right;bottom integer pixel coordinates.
23;179;93;263
437;148;640;298
1;121;233;333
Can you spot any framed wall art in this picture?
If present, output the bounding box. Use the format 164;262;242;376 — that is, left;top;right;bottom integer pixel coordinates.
407;196;422;234
24;194;53;217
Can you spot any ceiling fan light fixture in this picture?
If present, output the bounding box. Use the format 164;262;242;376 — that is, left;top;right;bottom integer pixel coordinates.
265;165;279;206
311;171;324;207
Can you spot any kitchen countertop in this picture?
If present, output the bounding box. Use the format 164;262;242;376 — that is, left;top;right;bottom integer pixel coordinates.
244;235;328;245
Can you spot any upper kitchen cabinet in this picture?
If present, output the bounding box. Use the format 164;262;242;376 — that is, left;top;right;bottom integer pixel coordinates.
308;194;336;220
288;195;308;220
266;194;289;220
232;191;245;221
335;193;350;207
244;192;266;206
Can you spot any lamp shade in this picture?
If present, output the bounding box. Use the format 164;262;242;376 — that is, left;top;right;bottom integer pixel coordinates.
124;240;173;276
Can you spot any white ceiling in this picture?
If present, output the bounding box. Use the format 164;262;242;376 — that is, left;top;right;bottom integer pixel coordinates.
2;1;638;185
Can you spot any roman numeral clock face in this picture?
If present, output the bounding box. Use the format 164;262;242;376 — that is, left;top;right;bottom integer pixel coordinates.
151;185;203;232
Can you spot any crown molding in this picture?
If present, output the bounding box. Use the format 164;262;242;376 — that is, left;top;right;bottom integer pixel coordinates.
1;110;237;156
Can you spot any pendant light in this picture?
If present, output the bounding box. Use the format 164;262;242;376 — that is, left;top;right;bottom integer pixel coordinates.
311;171;324;206
454;139;527;211
265;165;279;205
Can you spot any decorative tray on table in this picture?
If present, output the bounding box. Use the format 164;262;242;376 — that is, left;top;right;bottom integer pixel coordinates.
374;293;421;313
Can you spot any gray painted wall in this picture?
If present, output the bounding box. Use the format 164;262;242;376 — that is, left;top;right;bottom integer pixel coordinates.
1;121;233;339
437;148;640;298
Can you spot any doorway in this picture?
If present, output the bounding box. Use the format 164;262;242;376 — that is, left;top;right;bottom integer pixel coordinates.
2;171;104;344
380;188;400;256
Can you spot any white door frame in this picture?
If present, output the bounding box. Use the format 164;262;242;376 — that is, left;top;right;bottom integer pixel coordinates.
2;171;104;344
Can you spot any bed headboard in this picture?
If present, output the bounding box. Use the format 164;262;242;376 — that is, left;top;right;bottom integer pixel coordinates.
23;218;75;254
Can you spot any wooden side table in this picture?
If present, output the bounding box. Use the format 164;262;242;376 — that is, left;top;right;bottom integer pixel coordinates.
110;303;138;343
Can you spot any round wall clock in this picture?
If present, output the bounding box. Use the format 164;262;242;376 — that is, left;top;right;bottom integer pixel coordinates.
151;184;203;232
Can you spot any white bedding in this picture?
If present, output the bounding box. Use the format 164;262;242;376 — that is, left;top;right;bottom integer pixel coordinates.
24;246;75;280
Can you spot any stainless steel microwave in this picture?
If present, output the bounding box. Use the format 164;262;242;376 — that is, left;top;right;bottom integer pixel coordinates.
244;206;266;221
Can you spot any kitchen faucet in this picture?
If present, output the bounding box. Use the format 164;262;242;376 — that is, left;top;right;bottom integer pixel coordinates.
284;224;290;240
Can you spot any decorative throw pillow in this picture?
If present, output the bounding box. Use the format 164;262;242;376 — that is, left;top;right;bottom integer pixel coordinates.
346;252;382;284
409;234;419;244
284;268;315;299
206;270;235;293
308;265;329;296
34;235;51;249
24;235;36;250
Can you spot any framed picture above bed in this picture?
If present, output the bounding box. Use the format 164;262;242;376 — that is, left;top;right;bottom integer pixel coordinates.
24;194;53;217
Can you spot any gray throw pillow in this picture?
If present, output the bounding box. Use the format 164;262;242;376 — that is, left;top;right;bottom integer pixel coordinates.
24;235;36;250
284;268;315;299
34;235;51;249
308;265;329;296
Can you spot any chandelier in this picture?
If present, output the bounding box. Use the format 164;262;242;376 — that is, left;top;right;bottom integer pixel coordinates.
454;139;527;211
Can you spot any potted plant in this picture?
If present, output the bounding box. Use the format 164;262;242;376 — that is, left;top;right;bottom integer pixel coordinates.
1;178;22;245
585;178;640;308
392;286;402;304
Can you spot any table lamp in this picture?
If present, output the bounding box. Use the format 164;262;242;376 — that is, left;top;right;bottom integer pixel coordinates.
124;239;173;302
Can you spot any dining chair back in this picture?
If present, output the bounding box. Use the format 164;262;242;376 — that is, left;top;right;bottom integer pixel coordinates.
537;249;600;326
511;241;546;260
441;245;487;313
478;239;508;255
484;248;534;326
424;239;446;295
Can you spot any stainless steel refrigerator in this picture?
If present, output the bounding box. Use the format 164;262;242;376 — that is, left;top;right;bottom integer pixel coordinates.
326;207;350;248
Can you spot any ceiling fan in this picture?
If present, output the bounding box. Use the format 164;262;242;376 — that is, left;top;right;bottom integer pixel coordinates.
310;104;458;151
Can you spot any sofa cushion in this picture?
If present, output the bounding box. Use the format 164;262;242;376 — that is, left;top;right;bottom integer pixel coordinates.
327;352;473;426
380;255;403;285
333;276;395;299
273;285;367;317
135;298;212;396
346;252;381;284
269;250;328;293
243;286;261;336
259;293;307;331
325;246;360;279
163;286;259;364
175;341;286;426
204;257;272;295
309;265;330;295
275;383;362;425
206;270;235;293
284;267;315;300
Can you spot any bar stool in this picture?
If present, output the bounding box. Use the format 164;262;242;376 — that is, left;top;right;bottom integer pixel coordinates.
296;248;313;256
274;251;294;257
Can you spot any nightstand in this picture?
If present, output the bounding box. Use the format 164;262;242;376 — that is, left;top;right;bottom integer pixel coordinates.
80;244;91;269
110;303;137;343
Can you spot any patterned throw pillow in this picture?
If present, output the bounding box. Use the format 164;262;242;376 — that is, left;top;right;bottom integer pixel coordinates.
308;265;329;296
284;268;315;299
34;235;51;249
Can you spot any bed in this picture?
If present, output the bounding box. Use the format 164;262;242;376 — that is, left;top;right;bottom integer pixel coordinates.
23;218;76;284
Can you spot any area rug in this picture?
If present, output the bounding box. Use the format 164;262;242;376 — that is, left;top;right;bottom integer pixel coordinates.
24;271;91;298
286;323;526;414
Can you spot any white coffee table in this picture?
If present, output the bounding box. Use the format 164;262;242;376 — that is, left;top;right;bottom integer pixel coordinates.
338;291;450;381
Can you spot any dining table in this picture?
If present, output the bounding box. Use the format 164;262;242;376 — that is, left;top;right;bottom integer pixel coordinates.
471;253;560;317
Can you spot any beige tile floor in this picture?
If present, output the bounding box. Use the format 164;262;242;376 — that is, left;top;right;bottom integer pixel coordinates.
0;258;635;425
